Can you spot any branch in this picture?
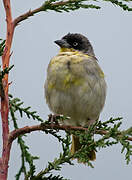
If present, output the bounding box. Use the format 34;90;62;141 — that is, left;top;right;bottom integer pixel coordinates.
8;122;132;168
12;0;132;27
2;0;14;69
9;123;132;144
13;0;100;27
0;0;14;179
13;0;73;26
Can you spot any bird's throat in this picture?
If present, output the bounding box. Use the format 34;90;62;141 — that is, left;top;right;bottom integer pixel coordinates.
59;47;75;52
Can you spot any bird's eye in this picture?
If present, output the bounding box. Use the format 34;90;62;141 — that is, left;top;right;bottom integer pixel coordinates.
73;42;78;46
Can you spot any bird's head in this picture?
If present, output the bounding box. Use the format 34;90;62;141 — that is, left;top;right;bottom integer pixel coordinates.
54;33;95;56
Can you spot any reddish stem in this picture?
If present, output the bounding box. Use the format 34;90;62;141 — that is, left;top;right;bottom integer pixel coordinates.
0;0;15;179
0;1;76;179
9;123;132;143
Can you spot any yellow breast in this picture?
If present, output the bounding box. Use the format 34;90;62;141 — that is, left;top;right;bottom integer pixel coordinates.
48;51;88;90
47;51;105;92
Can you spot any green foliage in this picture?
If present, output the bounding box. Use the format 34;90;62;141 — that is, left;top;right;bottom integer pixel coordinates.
9;94;43;122
20;0;132;22
0;39;5;56
10;103;39;180
32;134;72;180
0;65;14;99
103;0;132;11
9;95;70;179
76;117;132;165
32;174;69;180
42;0;100;12
9;93;132;180
0;65;14;78
41;0;132;13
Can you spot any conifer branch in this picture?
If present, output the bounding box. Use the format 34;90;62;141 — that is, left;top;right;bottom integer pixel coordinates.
13;0;99;27
32;134;72;180
13;0;132;27
8;116;132;178
9;94;43;122
8;120;132;143
7;95;132;177
10;104;39;180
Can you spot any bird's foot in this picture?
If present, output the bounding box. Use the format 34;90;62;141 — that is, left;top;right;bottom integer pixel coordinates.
48;114;60;128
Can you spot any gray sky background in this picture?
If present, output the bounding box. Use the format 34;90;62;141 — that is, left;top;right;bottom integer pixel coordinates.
0;0;132;179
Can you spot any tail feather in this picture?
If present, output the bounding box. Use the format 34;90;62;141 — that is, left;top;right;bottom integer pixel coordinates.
71;135;96;162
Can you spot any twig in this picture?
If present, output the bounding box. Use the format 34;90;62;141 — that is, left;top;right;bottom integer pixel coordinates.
9;123;132;144
13;0;77;27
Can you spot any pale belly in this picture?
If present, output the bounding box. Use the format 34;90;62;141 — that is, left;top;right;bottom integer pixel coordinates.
45;78;106;126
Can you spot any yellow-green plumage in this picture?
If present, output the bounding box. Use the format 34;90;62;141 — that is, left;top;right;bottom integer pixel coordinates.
45;51;106;126
45;33;107;161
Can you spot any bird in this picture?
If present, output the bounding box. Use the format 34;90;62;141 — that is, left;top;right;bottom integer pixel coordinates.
44;33;107;161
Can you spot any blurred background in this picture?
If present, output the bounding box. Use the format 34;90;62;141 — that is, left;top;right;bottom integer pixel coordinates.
0;0;132;179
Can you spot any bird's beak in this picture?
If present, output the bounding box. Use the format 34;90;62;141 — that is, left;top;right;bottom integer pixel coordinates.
54;39;70;48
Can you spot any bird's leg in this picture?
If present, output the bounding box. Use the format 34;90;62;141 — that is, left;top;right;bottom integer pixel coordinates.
48;114;60;127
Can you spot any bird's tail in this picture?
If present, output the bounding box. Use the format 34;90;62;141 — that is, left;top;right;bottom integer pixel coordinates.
71;135;96;162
